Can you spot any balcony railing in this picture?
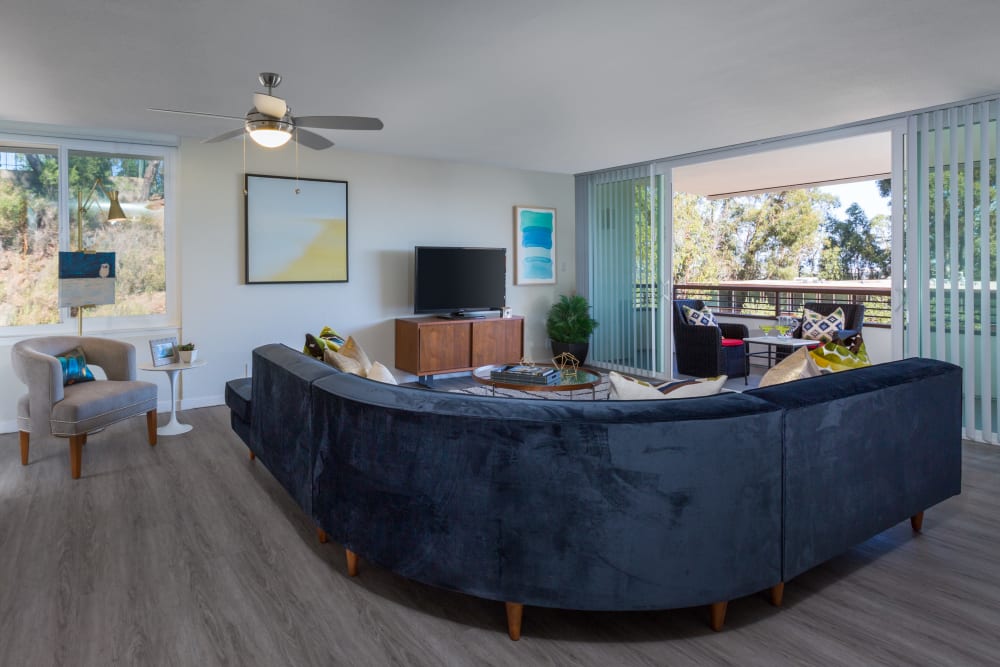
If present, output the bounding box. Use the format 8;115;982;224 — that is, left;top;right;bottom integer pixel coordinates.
673;282;892;328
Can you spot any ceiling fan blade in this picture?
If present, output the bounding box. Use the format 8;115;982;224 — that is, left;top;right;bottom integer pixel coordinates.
295;116;384;131
294;129;334;150
148;108;245;121
252;93;287;119
202;128;247;144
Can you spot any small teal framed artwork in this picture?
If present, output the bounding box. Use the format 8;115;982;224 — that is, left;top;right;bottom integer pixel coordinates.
513;205;556;285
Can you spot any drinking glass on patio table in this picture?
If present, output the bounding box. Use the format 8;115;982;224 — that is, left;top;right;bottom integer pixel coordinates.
760;324;774;335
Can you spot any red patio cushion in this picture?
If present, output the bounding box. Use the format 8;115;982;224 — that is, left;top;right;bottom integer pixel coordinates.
721;338;744;347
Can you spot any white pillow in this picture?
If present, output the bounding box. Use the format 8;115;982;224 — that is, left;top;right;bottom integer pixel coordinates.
366;361;398;385
609;371;728;400
664;375;727;398
323;336;373;375
758;347;826;387
609;371;667;400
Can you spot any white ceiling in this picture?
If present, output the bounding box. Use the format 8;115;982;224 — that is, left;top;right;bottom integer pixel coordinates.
673;132;892;197
2;0;999;174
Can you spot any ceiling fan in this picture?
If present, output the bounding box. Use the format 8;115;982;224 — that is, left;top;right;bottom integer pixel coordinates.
149;72;383;150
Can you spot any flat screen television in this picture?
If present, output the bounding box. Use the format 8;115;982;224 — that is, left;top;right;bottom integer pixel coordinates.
414;246;506;318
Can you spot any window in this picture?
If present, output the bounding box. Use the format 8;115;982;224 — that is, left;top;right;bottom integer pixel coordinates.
0;147;60;326
69;150;166;318
0;134;174;331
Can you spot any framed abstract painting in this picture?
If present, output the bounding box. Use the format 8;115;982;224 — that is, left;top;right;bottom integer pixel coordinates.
513;205;556;285
245;174;349;284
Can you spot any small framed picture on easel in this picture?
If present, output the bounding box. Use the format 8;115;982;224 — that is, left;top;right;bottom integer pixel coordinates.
149;337;178;367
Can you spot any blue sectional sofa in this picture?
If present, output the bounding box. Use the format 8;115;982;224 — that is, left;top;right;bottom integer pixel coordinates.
225;344;962;639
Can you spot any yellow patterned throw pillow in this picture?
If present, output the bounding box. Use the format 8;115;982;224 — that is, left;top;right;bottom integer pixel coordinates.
810;341;871;372
800;307;846;343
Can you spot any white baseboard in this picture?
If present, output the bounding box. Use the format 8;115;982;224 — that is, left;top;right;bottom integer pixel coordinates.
1;419;18;435
179;394;225;411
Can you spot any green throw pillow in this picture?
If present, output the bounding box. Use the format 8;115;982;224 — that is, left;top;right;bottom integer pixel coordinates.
810;341;871;372
303;326;346;358
57;347;96;386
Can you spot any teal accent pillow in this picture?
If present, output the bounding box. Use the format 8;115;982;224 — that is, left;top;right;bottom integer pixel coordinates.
57;347;96;386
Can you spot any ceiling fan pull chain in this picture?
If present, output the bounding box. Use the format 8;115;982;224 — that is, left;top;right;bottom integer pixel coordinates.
295;129;301;194
242;132;247;193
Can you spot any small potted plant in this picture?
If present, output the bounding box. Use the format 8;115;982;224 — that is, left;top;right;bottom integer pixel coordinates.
546;294;599;365
178;342;198;364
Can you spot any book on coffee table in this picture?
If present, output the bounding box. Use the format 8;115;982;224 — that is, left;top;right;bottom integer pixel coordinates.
490;365;561;385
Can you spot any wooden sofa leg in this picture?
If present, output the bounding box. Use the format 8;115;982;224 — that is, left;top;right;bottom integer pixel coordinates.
505;602;523;641
19;431;29;465
248;449;255;461
911;511;924;533
316;527;328;544
770;582;785;607
69;435;84;479
146;409;157;446
345;549;359;577
709;601;728;632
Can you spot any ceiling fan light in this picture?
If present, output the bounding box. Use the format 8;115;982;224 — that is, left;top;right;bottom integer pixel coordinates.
246;118;293;148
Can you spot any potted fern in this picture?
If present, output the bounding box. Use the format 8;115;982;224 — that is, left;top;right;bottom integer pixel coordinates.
546;294;599;365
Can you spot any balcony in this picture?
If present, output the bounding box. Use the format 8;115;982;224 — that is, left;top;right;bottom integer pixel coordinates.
672;280;891;327
670;280;893;369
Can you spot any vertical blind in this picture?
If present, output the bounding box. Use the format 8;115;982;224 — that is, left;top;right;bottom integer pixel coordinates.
905;99;998;442
586;165;666;377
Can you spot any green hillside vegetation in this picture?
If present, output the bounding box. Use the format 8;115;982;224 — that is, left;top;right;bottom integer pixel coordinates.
0;152;165;326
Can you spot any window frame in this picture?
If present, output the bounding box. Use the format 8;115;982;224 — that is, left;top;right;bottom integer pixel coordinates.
0;131;178;337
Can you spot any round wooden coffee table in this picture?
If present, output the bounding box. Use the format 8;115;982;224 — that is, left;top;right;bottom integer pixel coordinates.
472;364;602;398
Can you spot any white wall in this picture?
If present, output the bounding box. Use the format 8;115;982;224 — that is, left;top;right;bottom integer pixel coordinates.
0;139;574;432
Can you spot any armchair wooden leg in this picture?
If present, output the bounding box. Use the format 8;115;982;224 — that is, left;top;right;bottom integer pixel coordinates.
505;602;523;641
19;431;29;465
146;409;157;446
770;582;785;607
316;527;328;544
911;511;924;533
709;601;728;632
249;449;255;461
345;549;359;577
69;435;84;479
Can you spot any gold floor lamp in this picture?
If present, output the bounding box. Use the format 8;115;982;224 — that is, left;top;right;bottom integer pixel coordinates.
63;179;127;334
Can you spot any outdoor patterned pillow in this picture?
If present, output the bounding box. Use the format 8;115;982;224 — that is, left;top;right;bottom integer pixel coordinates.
800;307;846;343
682;304;719;327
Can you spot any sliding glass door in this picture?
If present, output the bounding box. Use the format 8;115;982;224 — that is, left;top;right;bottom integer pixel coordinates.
905;99;999;442
585;165;667;377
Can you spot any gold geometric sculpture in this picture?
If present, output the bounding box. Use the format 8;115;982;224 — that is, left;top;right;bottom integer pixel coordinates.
552;352;580;375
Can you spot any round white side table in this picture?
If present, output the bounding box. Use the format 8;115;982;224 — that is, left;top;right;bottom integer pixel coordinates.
139;359;207;435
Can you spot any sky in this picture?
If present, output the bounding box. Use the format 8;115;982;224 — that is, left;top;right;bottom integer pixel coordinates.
820;180;891;219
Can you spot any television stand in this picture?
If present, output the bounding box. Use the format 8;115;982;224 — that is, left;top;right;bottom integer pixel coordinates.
395;315;524;383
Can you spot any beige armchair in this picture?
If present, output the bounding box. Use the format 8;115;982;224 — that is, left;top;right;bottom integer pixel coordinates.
11;336;158;479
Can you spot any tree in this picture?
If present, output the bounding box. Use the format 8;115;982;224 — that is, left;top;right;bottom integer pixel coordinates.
819;203;890;280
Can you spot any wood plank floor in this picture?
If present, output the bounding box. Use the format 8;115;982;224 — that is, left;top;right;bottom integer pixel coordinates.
1;406;998;666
